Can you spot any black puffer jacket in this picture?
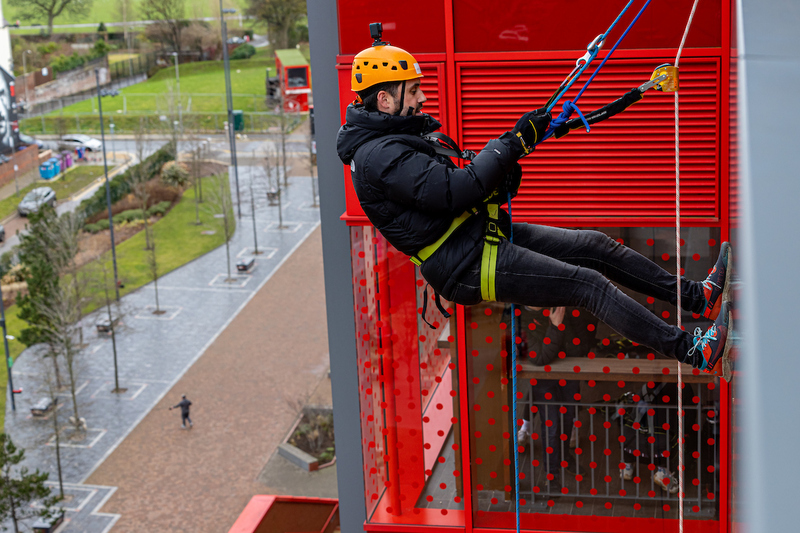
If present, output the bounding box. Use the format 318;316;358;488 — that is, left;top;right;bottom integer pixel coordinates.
336;103;524;300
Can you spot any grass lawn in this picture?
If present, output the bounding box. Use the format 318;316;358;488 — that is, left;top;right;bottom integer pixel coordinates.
4;0;247;31
92;173;234;301
0;165;105;221
0;173;234;428
109;53;140;65
45;47;278;116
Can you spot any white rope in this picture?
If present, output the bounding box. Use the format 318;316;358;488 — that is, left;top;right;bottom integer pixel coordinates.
674;2;700;532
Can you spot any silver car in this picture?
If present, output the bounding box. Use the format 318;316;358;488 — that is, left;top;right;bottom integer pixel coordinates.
18;187;56;216
59;134;102;152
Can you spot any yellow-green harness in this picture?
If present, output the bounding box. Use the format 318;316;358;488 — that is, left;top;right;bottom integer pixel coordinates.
410;132;507;309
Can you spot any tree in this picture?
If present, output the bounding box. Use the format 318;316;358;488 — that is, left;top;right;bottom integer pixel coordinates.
8;0;93;36
207;174;235;281
16;208;63;388
140;0;186;53
129;119;154;250
246;0;306;50
0;434;60;533
147;237;162;314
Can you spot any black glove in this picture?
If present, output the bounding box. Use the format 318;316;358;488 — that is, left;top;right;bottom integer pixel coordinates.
554;88;643;139
513;108;551;154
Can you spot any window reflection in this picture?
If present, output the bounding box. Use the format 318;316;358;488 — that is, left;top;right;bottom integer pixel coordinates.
467;226;722;525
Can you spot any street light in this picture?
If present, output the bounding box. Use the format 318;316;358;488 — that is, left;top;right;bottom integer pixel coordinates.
172;52;182;131
0;284;19;411
21;50;31;109
95;69;121;301
220;4;242;218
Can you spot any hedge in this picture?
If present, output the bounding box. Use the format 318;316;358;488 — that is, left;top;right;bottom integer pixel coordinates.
80;141;176;220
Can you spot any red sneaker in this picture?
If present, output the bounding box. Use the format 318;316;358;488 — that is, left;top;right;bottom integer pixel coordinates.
689;301;733;381
701;242;732;320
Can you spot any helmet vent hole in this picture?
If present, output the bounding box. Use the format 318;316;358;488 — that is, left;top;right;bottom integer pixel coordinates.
355;73;362;83
399;60;408;70
391;66;397;70
372;65;378;69
364;61;369;65
382;62;388;66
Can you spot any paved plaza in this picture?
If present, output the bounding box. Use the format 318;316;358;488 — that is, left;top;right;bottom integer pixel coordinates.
3;163;324;532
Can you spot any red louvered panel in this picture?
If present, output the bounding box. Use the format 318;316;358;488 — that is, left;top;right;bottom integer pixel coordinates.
458;57;720;223
339;62;446;222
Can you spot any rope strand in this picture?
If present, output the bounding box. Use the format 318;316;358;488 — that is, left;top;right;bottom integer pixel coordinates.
674;3;701;533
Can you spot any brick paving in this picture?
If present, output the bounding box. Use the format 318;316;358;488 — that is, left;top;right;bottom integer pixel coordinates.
3;162;326;532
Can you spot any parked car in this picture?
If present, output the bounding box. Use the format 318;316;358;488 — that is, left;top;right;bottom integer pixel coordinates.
19;132;45;149
0;224;5;242
0;154;10;164
17;187;56;216
59;134;102;152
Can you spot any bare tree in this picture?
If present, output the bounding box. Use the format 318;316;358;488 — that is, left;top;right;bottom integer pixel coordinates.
206;174;235;281
245;0;306;50
147;238;163;314
9;0;93;36
140;0;186;53
264;140;286;229
39;354;65;499
129;119;154;250
35;279;86;432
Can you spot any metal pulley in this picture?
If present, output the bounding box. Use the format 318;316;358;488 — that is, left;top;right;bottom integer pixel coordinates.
650;63;679;92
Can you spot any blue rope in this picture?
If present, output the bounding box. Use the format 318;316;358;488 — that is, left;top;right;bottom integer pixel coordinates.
539;0;655;145
508;191;521;533
544;0;635;114
507;5;655;530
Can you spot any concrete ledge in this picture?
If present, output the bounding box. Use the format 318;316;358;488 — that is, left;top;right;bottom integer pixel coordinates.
278;443;319;472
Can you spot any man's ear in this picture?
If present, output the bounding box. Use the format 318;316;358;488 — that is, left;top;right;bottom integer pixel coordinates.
376;89;394;113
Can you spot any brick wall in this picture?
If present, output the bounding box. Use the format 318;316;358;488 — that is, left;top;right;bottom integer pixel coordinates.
0;145;40;191
31;57;109;106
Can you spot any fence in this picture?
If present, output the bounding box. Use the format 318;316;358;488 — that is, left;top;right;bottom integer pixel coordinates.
19;112;304;135
511;393;719;515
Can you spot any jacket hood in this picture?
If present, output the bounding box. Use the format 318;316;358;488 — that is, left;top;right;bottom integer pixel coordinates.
336;103;442;164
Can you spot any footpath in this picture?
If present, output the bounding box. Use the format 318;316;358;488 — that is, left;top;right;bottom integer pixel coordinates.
3;164;326;532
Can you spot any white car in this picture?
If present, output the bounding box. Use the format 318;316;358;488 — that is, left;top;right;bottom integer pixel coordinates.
18;187;56;216
59;134;102;152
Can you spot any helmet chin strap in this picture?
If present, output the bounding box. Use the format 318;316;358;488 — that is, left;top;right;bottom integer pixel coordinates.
394;80;407;116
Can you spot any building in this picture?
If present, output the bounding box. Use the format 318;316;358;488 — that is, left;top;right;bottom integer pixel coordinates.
306;0;799;532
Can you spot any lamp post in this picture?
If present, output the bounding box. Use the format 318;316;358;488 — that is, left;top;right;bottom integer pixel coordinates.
220;4;242;218
172;52;182;131
95;69;121;301
0;284;18;411
22;50;31;110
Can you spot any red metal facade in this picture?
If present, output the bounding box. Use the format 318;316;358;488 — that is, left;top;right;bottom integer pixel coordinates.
335;0;733;531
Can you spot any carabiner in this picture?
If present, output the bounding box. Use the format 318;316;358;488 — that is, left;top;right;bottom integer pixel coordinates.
586;34;605;53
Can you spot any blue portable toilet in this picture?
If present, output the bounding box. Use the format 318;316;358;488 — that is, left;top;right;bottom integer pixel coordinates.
39;160;54;179
49;157;61;176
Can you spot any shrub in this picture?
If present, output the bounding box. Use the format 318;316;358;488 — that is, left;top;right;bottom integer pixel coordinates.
89;39;111;60
80;141;176;221
84;223;101;234
230;43;256;60
96;218;110;231
147;201;171;217
51;52;87;74
161;161;190;188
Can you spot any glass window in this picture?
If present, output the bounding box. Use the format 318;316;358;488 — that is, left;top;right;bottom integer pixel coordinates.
286;67;308;89
465;226;722;530
351;227;464;526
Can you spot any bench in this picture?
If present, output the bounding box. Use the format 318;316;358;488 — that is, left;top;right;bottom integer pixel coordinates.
31;397;54;417
236;257;256;272
95;316;120;333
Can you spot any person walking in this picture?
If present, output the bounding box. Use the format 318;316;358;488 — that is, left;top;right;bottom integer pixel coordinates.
170;394;193;429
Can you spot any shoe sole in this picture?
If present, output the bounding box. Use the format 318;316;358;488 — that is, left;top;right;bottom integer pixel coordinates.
708;242;732;320
706;302;734;383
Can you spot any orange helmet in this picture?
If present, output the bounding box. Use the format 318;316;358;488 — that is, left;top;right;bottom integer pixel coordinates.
351;25;422;93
